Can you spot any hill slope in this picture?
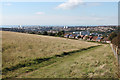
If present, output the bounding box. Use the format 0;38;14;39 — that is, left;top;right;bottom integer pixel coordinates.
19;44;117;78
2;31;117;78
2;31;98;69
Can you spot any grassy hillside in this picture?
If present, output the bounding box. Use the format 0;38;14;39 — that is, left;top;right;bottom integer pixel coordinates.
2;31;117;78
2;31;98;68
19;44;117;78
2;31;101;78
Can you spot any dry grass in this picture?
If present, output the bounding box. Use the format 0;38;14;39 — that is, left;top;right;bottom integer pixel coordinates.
2;31;98;69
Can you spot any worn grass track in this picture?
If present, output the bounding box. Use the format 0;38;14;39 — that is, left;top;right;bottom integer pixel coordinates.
3;45;101;79
19;44;117;78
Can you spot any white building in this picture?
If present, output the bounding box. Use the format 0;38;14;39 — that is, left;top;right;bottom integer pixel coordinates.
80;31;90;36
64;26;68;29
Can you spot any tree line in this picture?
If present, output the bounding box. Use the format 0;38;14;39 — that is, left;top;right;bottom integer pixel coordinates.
108;31;120;48
28;31;65;37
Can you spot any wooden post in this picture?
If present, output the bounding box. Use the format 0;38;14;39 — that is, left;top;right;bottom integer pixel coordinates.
116;46;119;62
116;48;120;77
118;49;120;76
114;45;118;59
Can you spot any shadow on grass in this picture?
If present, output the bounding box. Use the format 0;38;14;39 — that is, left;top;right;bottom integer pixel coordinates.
2;57;52;75
87;41;109;44
2;45;101;75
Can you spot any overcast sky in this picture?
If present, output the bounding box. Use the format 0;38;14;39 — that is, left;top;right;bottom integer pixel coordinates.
1;0;118;26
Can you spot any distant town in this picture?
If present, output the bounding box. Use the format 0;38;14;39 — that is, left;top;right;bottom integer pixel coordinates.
1;25;118;43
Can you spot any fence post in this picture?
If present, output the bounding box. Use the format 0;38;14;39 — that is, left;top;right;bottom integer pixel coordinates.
118;49;120;76
111;44;120;77
114;44;118;59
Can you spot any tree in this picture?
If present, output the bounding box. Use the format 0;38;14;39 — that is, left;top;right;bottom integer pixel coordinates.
85;36;89;40
56;30;65;37
112;32;120;48
42;31;48;35
38;32;41;35
29;31;36;34
108;32;117;41
77;36;81;39
102;34;107;38
48;33;55;36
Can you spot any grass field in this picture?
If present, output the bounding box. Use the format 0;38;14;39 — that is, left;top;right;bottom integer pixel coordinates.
19;45;117;78
2;31;117;78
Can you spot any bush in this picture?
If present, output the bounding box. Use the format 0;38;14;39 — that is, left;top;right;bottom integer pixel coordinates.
37;32;41;35
42;31;48;35
108;32;117;41
112;32;120;48
29;32;36;34
48;33;55;36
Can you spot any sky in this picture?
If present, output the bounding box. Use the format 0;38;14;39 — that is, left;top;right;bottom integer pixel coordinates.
0;0;118;26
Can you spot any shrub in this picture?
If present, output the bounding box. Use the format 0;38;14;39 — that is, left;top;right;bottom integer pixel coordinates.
112;32;120;48
108;32;117;41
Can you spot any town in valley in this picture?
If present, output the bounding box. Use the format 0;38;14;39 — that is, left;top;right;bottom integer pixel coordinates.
2;25;118;43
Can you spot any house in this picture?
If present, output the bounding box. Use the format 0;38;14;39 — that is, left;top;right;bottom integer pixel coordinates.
102;37;111;43
92;36;98;41
64;34;70;38
73;32;79;34
69;34;76;39
83;35;89;40
90;33;98;36
88;36;93;41
75;34;80;39
80;31;90;36
96;37;102;42
98;34;102;37
80;35;84;39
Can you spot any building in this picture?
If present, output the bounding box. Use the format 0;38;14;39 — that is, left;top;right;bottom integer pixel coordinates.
83;35;89;40
80;35;84;39
64;34;70;38
88;36;93;41
69;34;76;39
92;36;98;41
75;34;80;39
96;37;102;42
102;37;111;43
80;31;90;36
64;26;68;29
73;32;79;34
